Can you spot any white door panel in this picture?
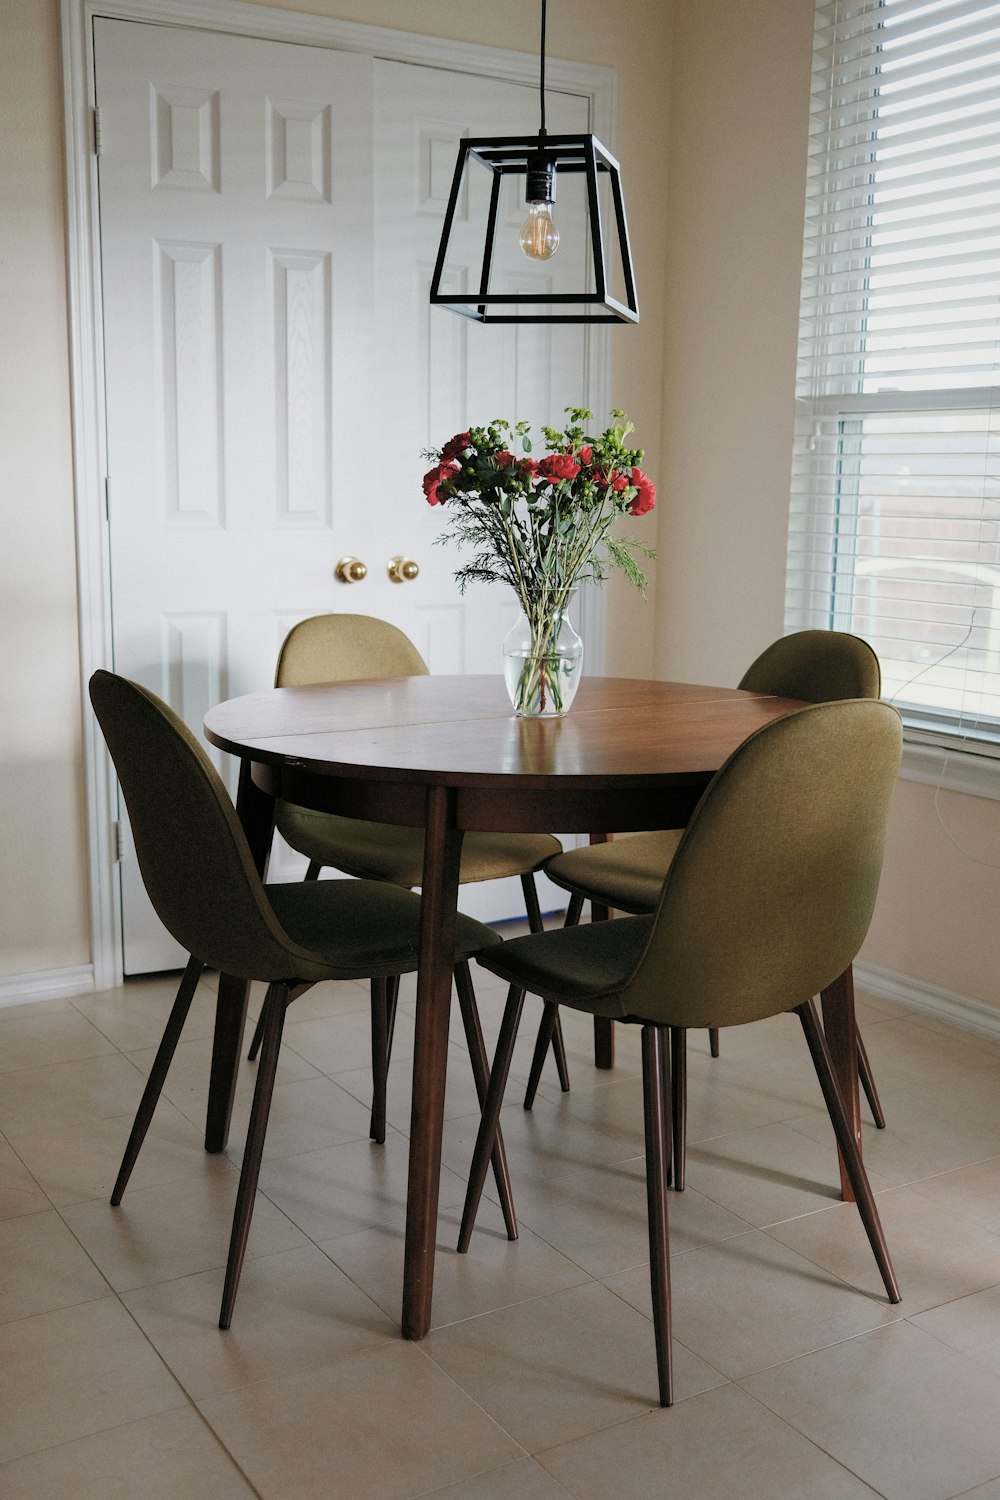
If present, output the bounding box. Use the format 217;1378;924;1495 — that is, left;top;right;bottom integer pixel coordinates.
96;21;591;970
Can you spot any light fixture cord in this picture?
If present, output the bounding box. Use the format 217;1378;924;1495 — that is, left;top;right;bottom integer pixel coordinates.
539;0;547;137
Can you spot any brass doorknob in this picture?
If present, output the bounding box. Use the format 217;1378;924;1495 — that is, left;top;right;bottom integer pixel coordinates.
335;556;368;584
388;555;420;583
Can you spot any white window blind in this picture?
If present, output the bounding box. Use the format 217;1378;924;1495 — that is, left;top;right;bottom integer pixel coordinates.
788;0;1000;752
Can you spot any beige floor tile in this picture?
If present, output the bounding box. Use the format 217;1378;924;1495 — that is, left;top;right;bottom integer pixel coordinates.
123;1242;395;1398
953;1481;1000;1500
489;1155;750;1279
859;1018;1000;1093
4;1095;211;1208
605;1228;900;1380
681;1120;892;1227
197;1341;523;1500
0;1406;255;1499
912;1285;1000;1381
256;1131;467;1244
906;1153;1000;1237
767;1184;1000;1316
741;1320;1000;1500
0;1298;185;1466
0;1138;50;1220
224;1072;383;1164
417;1457;576;1499
0;1209;110;1323
127;1030;320;1131
424;1281;726;1451
537;1381;882;1498
61;1169;308;1292
323;1195;589;1328
787;1087;1000;1188
0;995;76;1022
0;1052;154;1135
279;1006;417;1078
0;1011;117;1074
69;971;220;1051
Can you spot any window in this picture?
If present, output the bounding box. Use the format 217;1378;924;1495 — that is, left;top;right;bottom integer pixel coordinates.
788;0;1000;755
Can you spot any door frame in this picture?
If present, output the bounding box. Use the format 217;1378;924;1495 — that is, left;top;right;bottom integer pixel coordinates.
61;0;617;988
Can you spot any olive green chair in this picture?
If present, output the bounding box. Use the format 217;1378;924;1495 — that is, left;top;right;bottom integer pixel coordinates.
89;670;504;1329
525;630;887;1175
247;613;568;1093
458;699;903;1406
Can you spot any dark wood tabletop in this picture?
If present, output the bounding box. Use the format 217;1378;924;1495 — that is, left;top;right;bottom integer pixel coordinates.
203;674;857;1340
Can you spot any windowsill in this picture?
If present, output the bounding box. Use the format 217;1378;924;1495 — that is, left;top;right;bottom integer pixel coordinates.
900;735;1000;802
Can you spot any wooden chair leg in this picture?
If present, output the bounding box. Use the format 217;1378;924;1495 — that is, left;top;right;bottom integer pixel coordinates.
564;891;585;927
220;981;290;1329
521;874;570;1103
454;961;518;1240
795;1000;900;1304
304;860;322;881
368;973;401;1141
523;1001;564;1109
591;902;615;1070
857;1026;886;1129
669;1026;687;1192
708;1027;720;1058
112;955;203;1206
458;985;525;1253
642;1024;674;1407
369;977;390;1145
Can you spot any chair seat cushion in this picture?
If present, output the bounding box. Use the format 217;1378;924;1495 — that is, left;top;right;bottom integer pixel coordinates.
544;831;683;913
476;915;654;1017
275;803;560;886
266;877;502;980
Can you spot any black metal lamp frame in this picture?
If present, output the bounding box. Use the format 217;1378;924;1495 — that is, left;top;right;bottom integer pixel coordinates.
429;132;639;325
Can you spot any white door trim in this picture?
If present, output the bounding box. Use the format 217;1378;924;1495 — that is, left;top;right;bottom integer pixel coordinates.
61;0;616;987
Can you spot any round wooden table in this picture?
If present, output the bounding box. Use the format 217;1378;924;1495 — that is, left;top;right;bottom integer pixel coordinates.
204;674;856;1339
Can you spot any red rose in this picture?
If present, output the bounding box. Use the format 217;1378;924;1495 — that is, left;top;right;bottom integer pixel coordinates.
578;445;593;465
595;468;629;491
495;450;516;468
538;453;581;483
629;467;656;516
441;431;471;462
422;461;459;505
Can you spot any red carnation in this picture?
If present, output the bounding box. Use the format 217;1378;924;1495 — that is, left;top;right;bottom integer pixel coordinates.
519;457;539;478
441;431;471;462
629;467;656;516
538;453;581;483
578;444;593;465
422;461;459;505
595;468;629;491
495;450;516;468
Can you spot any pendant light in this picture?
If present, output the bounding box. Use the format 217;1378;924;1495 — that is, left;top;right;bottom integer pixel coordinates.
429;0;639;324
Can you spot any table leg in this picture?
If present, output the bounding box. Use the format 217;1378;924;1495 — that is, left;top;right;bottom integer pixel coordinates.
820;966;860;1203
587;835;616;1071
402;784;463;1340
205;758;275;1154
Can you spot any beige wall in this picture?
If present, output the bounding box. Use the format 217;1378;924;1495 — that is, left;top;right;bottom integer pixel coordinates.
3;0;998;1013
1;1;90;976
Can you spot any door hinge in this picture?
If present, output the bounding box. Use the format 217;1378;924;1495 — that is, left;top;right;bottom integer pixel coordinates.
93;107;104;157
112;820;123;862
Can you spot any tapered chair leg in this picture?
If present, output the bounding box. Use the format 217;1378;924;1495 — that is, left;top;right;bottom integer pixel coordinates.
369;977;390;1145
458;985;526;1253
669;1026;687;1192
112;955;204;1206
857;1027;886;1129
454;961;518;1240
642;1025;674;1407
521;874;570;1105
246;1004;266;1064
795;999;900;1304
220;981;291;1329
708;1027;720;1058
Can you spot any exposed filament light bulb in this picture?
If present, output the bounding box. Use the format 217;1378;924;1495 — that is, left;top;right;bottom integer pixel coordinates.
519;151;559;261
519;200;559;260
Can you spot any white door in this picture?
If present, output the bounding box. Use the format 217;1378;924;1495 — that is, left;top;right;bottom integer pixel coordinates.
95;20;595;971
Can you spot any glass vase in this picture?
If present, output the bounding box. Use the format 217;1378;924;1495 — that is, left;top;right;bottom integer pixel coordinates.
503;596;584;717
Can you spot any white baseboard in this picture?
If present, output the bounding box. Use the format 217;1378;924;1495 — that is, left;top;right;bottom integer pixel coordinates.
855;959;1000;1044
0;965;95;1009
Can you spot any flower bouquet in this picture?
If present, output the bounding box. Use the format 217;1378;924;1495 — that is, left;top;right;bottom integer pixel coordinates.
422;408;656;715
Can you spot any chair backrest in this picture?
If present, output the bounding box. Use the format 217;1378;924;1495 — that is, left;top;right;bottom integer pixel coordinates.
738;630;880;702
89;671;299;980
620;699;901;1030
275;613;429;687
